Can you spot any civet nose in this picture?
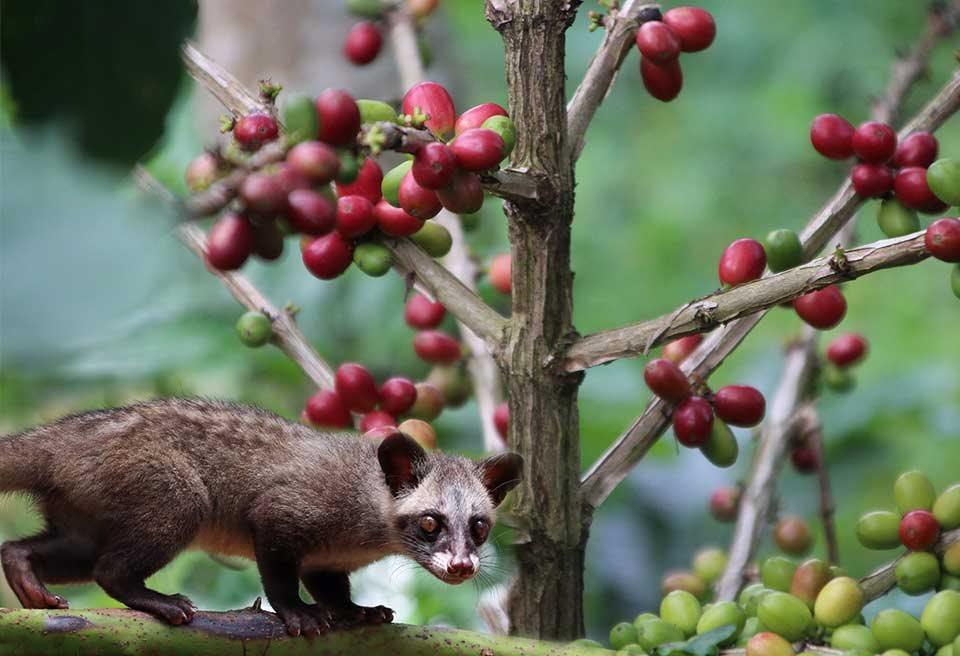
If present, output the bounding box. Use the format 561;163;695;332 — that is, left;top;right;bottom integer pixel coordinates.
447;557;475;577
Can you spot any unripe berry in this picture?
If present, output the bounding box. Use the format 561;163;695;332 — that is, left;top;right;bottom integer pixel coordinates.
305;389;352;428
335;363;380;413
302;231;354;279
713;385;766;427
662;7;716;52
413;330;462;364
233;113;279;151
379;377;418;416
455;103;508;135
895;552;940;595
709;486;740;522
764;229;804;273
774;516;813;555
718;238;767;286
643;358;691;403
489;253;512;294
876;199;920;238
206;213;254;271
402;81;456;138
287;189;336;235
894;131;938;168
374;199;424;237
814;576;865;627
856;510;903;550
411;222;453;258
335;194;377;238
810;114;855;160
412;142;458;190
640;56;683;102
343;21;382;65
405;294;446;330
794;285;846;330
398;418;437;450
826;333;868;368
851;163;894;197
926;218;960;263
185;152;219;192
635;21;681;64
315;89;362;146
852;121;897;163
927;157;960;206
673;396;714;447
236;311;272;347
661;571;707;600
746;632;794;656
353;242;392;277
336;157;383;204
409;382;444;421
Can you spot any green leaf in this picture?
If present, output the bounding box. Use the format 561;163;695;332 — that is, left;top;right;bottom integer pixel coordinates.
654;625;738;656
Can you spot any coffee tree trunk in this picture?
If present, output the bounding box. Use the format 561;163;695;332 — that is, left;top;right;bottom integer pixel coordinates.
487;0;587;640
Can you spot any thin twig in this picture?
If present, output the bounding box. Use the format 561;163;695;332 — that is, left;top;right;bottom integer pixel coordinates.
803;407;840;565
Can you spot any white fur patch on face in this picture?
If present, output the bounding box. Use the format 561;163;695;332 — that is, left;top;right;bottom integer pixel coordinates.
431;551;452;577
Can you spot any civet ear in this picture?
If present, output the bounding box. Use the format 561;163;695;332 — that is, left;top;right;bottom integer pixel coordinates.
378;431;427;496
477;453;524;506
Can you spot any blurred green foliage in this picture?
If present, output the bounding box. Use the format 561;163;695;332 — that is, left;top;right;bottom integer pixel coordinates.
1;0;958;641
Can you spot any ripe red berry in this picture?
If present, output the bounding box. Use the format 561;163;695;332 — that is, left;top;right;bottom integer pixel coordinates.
287;189;336;235
233;113;279;151
850;163;894;198
643;358;691;404
790;445;819;474
272;163;311;195
360;410;396;433
851;121;897;163
206;213;254;271
302;231;354;279
239;172;286;215
826;333;868;368
405;294;446;330
794;285;846;330
374;199;424;237
899;510;940;551
925;217;960;262
286;141;340;184
455;103;508;135
315;89;361;146
333;195;375;238
412;142;458;190
710;486;741;522
895;166;949;213
810;114;855;160
335;363;380;413
713;385;766;427
894;131;938;168
437;170;484;214
661;7;716;52
398;172;442;219
413;330;462;364
379;377;418;416
664;334;703;364
336;158;383;204
718;238;767;286
493;402;509;440
402;81;456;138
450;128;506;172
489;253;512;294
305;389;352;428
343;21;382;65
673;396;714;447
635;21;681;63
640;56;683;102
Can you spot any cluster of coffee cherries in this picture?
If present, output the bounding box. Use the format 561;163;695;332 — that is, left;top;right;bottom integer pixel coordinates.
856;470;960;594
643;355;766;467
633;6;716;102
813;331;868;394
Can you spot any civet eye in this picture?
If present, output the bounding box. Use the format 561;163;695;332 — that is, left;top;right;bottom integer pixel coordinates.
471;518;490;544
419;515;440;538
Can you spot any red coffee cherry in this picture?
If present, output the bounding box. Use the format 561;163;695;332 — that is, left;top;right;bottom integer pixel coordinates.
336;157;383;204
895;166;949;213
640;56;683;102
272;163;311;196
894;131;938;168
851;121;897;163
790;444;819;474
664;334;702;364
343;21;382;65
405;294;446;330
710;486;741;522
233;113;279;151
713;385;766;427
493;402;509;440
826;333;868;368
315;89;361;146
286;141;340;184
413;330;462;364
379;377;418;416
794;285;846;330
374;199;424;237
850;163;894;198
455;103;508;135
239;172;286;214
899;509;940;551
718;238;767;286
206;213;254;271
287;189;336;235
398;172;442;219
252;221;285;261
335;363;380;413
450;128;506;172
302;231;354;279
360;410;396;433
412;142;458;190
673;396;714;447
402;81;457;138
305;389;352;428
489;253;512;294
661;7;716;52
636;21;681;64
810;114;855;160
643;358;691;404
437;170;484;214
335;194;377;238
925;217;960;262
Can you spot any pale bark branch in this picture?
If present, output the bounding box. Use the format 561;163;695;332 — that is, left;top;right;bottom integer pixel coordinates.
566;1;661;160
859;527;960;602
182;41;264;117
562;231;930;371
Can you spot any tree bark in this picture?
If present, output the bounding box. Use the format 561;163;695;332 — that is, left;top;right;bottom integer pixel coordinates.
486;0;586;640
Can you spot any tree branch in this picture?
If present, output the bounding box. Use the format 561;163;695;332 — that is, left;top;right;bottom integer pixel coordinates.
566;1;661;160
859;527;960;602
563;231;930;371
182;41;264;117
805;406;840;565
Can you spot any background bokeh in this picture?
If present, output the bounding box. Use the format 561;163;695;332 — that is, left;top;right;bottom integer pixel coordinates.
1;0;958;641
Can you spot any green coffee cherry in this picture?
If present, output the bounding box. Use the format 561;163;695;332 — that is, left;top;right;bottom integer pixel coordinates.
921;590;960;646
823;362;854;392
693;548;728;584
346;0;385;17
933;483;960;529
636;619;685;650
411;222;453;258
356;99;397;125
764;229;804;272
757;591;812;641
660;590;702;636
876;199;920;238
951;264;960;299
482;115;517;157
336;149;360;184
896;551;940;595
831;624;880;652
941;573;960;592
740;584;773;618
856;511;902;550
841;650;875;656
700;419;739;468
235;311;272;347
737;617;767;646
661;571;707;600
936;645;955;656
927;158;960;206
617;646;648;656
634;613;659;632
761;557;797;592
894;470;936;513
282;94;318;144
610;622;640;650
815;577;865;628
879;650;913;656
696;601;745;644
382;161;413;207
353;242;393;277
745;631;795;656
944;543;960;576
791;558;832;609
871;609;924;652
